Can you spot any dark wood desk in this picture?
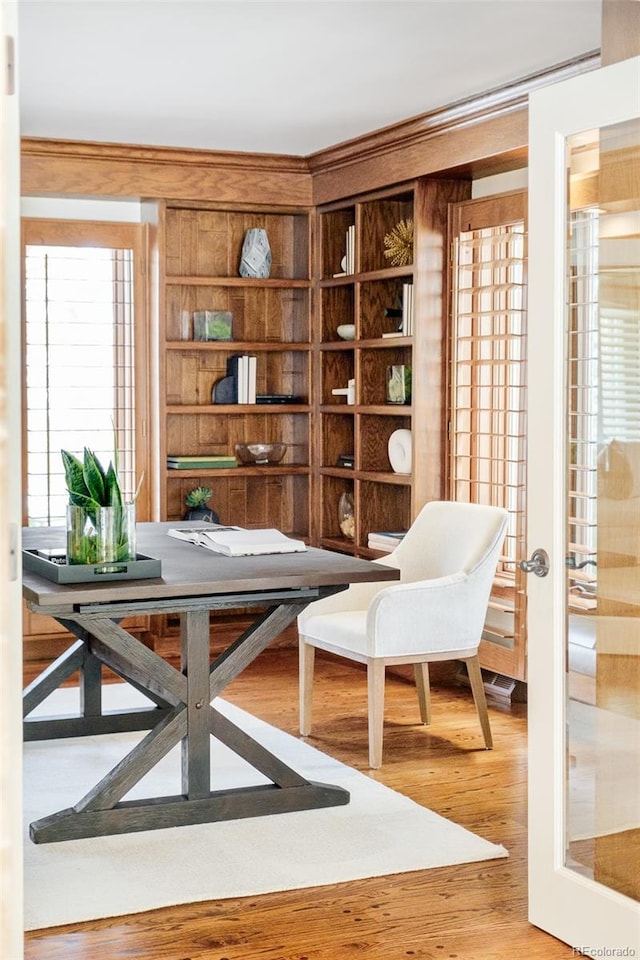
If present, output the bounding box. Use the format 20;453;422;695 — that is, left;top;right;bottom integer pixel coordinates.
22;522;399;843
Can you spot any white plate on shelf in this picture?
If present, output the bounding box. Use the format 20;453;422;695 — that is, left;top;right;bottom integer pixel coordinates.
388;429;412;474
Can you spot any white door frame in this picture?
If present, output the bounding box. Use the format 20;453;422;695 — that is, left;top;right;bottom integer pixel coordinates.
527;55;640;950
0;1;24;956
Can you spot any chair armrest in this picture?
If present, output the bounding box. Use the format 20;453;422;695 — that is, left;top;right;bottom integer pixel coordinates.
366;572;489;656
297;556;400;632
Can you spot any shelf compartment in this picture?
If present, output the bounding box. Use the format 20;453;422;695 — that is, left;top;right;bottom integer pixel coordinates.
320;206;356;281
358;345;412;407
321;413;355;469
165;348;309;406
165;206;309;280
319;284;355;342
166;472;309;536
320;475;355;544
358;479;411;550
359;412;411;474
166;411;309;464
321;349;354;406
359;276;411;340
358;189;414;274
165;284;309;342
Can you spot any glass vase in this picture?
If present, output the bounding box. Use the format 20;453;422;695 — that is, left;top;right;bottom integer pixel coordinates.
338;492;355;541
386;364;412;404
66;502;136;565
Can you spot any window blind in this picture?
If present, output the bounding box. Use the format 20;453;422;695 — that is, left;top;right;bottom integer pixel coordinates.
24;244;136;526
451;221;527;645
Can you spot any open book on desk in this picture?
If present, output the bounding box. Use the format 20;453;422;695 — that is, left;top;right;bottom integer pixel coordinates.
167;525;307;557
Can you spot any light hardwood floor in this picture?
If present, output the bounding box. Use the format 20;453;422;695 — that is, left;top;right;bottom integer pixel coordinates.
24;648;575;960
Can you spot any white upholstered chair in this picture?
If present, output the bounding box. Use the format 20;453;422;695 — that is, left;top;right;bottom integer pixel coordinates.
298;500;509;768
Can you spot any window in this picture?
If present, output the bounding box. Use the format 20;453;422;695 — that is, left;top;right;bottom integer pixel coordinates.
22;220;151;526
449;193;528;677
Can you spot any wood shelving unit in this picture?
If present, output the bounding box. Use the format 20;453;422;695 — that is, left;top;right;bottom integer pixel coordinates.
159;201;313;538
314;179;468;556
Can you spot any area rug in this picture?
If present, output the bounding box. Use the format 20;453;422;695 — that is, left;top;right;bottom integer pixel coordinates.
24;684;508;931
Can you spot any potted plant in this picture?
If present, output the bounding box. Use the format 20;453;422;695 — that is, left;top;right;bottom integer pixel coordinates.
62;446;137;564
184;487;220;524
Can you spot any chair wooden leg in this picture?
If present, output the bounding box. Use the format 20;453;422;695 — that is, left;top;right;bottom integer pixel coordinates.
299;637;315;736
367;659;385;769
465;654;493;749
414;662;431;724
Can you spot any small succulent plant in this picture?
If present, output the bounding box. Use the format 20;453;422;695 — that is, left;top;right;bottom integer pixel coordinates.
185;486;212;508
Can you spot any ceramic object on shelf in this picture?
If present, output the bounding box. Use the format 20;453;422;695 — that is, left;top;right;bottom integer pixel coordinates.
235;442;287;465
239;228;272;279
338;492;355;540
336;323;356;341
388;429;412;475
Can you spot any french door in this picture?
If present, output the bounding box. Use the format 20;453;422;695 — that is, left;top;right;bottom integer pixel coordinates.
527;56;640;949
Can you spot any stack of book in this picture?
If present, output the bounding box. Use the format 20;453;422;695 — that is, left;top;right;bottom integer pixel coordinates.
167;454;238;470
211;354;258;405
367;530;407;552
332;225;356;278
345;225;355;274
229;354;257;404
401;283;414;335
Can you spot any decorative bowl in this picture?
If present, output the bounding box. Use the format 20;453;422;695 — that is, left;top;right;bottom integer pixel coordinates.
336;323;356;341
235;442;287;465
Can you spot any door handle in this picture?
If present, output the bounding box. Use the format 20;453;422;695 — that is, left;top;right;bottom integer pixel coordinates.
565;555;597;570
519;548;550;577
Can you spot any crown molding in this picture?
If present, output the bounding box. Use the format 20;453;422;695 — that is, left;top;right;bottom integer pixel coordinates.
20;137;309;175
21;138;312;205
307;52;600;176
21;52;599;205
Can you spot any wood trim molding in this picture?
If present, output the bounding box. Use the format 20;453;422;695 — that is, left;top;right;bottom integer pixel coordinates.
309;52;599;204
21;139;313;206
308;52;599;176
21;52;599;208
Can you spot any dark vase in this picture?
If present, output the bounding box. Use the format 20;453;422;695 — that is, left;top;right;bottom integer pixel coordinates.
184;505;220;524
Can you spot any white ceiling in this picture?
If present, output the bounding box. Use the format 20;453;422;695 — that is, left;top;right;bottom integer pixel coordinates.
18;0;602;157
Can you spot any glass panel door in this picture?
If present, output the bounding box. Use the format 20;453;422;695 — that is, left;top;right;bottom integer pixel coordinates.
566;120;640;903
527;56;640;952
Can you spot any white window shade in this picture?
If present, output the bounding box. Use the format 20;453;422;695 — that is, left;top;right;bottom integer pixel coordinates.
24;243;136;526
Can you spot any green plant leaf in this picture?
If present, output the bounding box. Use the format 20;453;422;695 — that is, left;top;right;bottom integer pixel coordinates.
68;490;101;521
61;449;91;500
185;486;212;507
82;448;107;505
105;461;123;509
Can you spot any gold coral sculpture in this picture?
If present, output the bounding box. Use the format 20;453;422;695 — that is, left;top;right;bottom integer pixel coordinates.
383;218;414;267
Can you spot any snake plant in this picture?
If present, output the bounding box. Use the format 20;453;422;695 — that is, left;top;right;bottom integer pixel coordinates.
62;447;134;563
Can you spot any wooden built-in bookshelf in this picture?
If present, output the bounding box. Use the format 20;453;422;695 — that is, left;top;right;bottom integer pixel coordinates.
315;179;469;557
159;201;313;540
